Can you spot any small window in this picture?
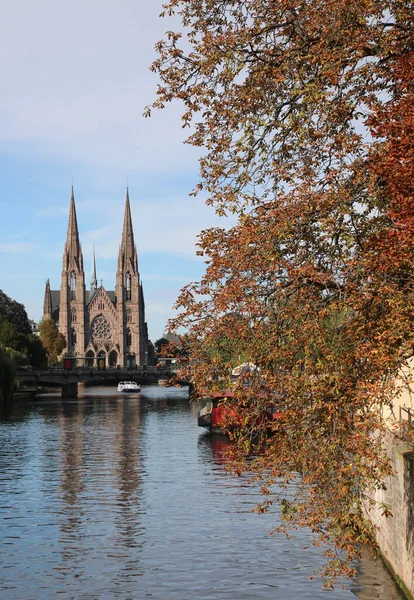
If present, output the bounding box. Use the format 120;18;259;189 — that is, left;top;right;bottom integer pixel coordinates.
71;328;77;345
127;308;132;323
126;328;132;347
71;308;77;322
125;272;132;301
70;272;76;300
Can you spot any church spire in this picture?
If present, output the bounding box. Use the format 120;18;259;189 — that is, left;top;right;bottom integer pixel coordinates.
43;279;52;319
64;186;83;271
118;188;137;273
90;245;97;291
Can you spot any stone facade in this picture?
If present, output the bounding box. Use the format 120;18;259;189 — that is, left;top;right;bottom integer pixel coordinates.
43;188;151;367
363;429;414;599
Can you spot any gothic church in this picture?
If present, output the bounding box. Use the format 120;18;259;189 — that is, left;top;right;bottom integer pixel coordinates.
43;188;151;367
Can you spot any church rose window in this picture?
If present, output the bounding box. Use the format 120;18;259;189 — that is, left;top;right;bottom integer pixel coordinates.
91;315;112;345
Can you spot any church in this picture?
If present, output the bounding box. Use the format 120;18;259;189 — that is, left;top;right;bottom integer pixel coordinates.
43;188;151;367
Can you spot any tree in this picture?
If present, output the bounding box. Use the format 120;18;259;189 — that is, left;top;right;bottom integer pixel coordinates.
39;319;66;363
0;290;31;336
148;0;414;585
0;294;47;368
27;335;48;369
0;346;15;407
154;337;169;353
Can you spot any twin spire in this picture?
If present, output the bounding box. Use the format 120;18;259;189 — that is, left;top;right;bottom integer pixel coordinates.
64;187;136;290
119;187;138;273
64;186;83;271
90;245;97;291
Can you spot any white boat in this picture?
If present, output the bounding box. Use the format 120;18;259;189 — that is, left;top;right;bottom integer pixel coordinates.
118;381;141;393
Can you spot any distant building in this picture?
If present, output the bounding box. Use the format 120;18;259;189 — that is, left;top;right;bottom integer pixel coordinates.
163;331;181;345
29;320;40;336
43;188;151;367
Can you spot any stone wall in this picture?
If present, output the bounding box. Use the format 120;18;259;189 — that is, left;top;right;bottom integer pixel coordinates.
364;429;414;599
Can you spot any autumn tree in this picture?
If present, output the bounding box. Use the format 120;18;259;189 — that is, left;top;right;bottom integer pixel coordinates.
148;0;414;585
39;319;66;364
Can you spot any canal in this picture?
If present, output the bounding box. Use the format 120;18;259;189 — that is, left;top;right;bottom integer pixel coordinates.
0;385;405;600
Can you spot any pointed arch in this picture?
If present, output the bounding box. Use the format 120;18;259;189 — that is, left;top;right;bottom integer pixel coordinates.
85;350;95;367
108;350;118;368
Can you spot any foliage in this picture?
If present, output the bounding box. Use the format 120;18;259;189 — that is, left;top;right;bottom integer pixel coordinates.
27;335;48;369
39;319;66;363
0;346;16;406
3;347;30;367
148;0;414;585
154;337;169;353
0;290;31;336
0;295;47;368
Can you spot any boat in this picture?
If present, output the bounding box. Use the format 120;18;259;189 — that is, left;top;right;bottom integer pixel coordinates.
198;392;240;434
198;391;286;434
118;381;141;393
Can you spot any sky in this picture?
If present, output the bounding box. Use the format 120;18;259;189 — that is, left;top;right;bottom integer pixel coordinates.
0;0;232;342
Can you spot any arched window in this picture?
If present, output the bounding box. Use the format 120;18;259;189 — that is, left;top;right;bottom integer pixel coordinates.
71;308;77;322
126;308;132;323
126;328;132;347
70;271;77;300
71;328;77;345
125;272;131;301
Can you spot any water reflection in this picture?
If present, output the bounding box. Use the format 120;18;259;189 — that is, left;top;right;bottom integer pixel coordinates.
0;386;406;600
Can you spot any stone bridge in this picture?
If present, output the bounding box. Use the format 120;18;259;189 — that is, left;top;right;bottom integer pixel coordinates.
16;365;188;398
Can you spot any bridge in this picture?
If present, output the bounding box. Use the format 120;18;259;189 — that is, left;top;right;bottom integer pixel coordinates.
16;363;186;398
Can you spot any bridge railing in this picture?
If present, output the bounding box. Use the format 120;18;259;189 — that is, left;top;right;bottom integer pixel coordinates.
16;364;179;376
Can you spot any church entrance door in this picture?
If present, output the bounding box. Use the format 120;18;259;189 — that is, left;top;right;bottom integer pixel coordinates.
97;350;106;368
108;350;118;368
85;350;95;367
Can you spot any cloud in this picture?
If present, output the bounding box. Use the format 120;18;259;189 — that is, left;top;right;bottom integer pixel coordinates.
0;0;196;175
79;194;236;259
0;243;38;253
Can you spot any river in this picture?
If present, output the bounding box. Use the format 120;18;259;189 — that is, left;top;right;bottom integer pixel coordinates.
0;385;405;600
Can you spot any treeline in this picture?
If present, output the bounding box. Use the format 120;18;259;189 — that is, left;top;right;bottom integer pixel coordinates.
0;290;47;369
0;290;66;403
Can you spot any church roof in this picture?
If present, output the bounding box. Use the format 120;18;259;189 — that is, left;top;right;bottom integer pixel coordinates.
50;290;61;312
49;289;117;314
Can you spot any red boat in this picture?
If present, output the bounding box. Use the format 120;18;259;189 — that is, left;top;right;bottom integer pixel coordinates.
198;391;285;434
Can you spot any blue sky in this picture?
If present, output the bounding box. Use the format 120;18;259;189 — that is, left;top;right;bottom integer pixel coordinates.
0;0;231;341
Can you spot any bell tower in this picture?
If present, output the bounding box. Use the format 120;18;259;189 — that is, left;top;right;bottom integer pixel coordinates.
115;189;142;366
59;187;86;356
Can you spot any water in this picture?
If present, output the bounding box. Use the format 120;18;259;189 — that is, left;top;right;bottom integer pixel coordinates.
0;385;405;600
